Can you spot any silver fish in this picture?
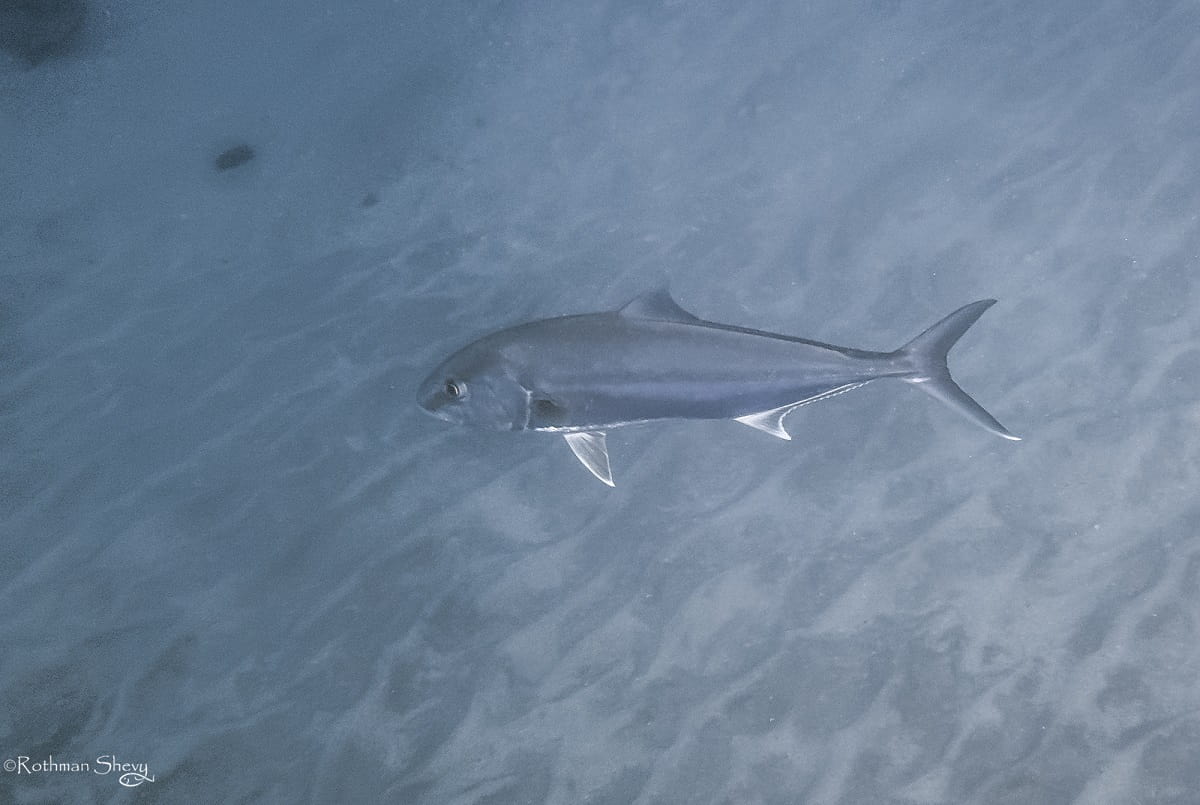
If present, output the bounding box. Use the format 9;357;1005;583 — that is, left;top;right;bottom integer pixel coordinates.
418;289;1018;486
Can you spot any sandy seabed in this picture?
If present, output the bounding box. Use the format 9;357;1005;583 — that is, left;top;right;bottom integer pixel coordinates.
2;1;1199;803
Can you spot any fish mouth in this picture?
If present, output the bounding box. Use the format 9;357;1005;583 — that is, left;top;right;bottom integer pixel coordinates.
418;374;475;426
418;398;445;420
416;378;451;421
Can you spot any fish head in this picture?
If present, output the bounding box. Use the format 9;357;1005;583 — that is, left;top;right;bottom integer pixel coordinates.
418;341;531;431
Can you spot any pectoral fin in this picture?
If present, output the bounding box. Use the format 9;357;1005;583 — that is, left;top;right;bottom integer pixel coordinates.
563;432;615;487
734;383;870;440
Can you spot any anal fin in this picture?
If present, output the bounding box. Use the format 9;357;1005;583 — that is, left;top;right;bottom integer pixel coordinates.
734;383;870;440
563;432;615;487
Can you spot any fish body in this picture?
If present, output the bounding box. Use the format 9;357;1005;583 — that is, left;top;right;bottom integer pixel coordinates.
418;290;1018;485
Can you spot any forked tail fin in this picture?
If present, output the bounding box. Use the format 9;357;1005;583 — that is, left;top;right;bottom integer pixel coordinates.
896;299;1020;441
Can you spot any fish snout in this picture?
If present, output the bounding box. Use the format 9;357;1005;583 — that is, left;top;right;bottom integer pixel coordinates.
417;377;454;422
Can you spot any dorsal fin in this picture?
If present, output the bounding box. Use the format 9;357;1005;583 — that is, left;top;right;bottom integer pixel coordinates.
617;288;702;323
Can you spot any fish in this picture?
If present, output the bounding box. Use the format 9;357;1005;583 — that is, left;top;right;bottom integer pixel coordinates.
418;289;1019;486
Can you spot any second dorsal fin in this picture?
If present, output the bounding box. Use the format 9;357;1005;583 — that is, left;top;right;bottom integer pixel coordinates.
617;288;702;323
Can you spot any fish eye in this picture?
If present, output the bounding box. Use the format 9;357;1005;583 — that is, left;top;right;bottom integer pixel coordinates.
444;379;463;399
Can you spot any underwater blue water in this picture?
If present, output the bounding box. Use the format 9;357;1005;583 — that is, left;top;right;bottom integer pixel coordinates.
2;1;1200;802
